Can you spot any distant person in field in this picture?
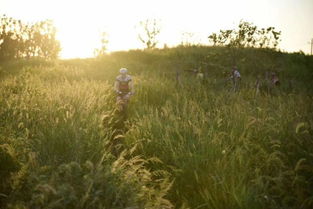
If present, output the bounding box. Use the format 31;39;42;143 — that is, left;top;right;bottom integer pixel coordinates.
196;68;204;80
230;66;241;91
271;72;280;86
114;68;134;110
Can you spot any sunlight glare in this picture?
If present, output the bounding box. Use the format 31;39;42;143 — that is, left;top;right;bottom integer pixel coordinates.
53;0;147;58
2;0;313;58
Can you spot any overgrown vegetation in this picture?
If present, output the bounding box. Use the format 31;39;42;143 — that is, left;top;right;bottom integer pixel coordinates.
137;19;162;49
0;46;312;209
0;14;60;61
208;20;281;49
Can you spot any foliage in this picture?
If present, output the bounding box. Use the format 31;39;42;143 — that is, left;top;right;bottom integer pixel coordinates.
94;32;109;57
208;20;281;49
0;14;60;61
0;144;20;206
0;46;312;209
11;153;172;209
137;19;161;49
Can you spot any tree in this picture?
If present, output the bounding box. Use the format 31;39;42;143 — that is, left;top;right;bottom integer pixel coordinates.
0;14;61;61
33;20;61;59
208;20;281;49
0;15;22;60
208;20;282;66
94;32;109;57
137;19;161;49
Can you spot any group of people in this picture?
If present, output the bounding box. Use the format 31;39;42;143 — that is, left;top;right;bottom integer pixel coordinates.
113;65;281;111
255;71;280;95
226;66;280;93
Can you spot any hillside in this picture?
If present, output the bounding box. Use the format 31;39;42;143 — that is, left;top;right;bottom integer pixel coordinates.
0;46;313;209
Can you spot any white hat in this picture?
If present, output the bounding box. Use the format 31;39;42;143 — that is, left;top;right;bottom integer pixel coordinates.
119;68;128;74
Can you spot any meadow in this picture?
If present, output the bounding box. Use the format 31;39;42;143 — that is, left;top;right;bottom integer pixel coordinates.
0;46;313;209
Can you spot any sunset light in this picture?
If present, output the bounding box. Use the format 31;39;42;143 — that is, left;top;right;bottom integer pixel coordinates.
1;0;313;58
1;0;313;208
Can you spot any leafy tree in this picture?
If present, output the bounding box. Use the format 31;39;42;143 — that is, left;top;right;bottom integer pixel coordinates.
137;19;161;49
0;15;22;60
208;20;281;49
0;14;60;61
33;20;61;59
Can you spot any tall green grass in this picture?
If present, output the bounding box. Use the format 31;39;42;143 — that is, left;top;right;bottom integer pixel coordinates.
127;76;313;208
0;66;172;209
1;46;312;209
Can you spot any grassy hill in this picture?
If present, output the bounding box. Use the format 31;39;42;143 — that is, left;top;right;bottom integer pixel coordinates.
0;46;313;209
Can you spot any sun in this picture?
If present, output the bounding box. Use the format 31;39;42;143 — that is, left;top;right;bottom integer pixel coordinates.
52;0;147;59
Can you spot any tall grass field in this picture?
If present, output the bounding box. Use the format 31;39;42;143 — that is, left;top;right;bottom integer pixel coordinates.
1;46;313;209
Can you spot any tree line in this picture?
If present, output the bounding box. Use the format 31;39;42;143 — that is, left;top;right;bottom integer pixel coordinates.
95;19;281;57
1;14;281;60
0;14;60;61
208;20;281;49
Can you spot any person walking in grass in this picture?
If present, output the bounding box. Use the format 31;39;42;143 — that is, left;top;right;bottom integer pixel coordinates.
230;66;241;92
269;72;280;95
196;68;204;81
114;68;134;111
271;72;280;87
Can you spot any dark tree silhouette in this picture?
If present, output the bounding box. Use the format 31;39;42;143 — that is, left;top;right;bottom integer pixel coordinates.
208;20;281;49
0;14;61;61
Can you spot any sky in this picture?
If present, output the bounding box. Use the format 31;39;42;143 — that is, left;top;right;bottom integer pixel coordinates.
1;0;313;58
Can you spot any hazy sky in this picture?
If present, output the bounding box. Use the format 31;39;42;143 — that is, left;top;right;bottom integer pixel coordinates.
1;0;313;58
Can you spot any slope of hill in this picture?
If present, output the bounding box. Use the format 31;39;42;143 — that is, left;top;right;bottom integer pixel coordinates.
1;46;312;209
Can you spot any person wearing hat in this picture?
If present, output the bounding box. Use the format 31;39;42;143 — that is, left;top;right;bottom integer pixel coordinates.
114;68;134;109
